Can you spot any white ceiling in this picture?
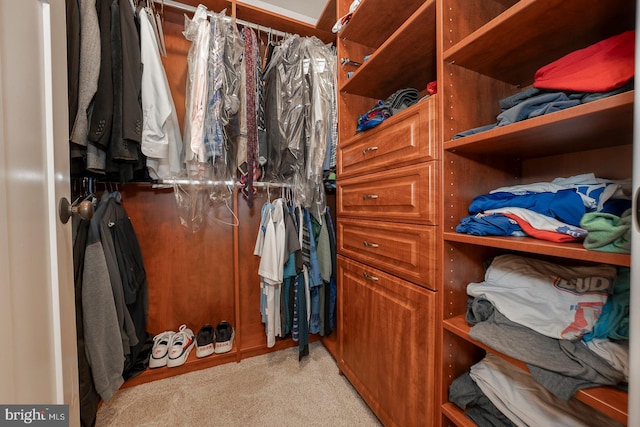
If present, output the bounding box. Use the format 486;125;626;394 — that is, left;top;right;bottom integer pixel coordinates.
240;0;330;25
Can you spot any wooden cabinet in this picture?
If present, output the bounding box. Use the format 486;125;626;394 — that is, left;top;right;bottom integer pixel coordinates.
335;1;439;425
437;0;635;425
338;256;437;427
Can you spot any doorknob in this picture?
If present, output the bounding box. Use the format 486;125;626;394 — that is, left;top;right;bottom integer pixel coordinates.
59;197;94;224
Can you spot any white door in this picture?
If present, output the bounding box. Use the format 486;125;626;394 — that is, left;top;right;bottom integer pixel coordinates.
0;0;79;424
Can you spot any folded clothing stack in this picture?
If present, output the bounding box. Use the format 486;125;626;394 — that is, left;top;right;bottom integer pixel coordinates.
356;87;419;132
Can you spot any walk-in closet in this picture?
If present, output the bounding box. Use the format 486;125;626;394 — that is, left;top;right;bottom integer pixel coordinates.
1;0;639;426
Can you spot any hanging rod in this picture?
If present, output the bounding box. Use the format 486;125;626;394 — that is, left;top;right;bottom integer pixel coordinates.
157;178;293;188
157;0;291;39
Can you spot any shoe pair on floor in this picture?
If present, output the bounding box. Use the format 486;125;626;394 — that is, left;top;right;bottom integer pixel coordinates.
149;324;195;369
195;321;235;358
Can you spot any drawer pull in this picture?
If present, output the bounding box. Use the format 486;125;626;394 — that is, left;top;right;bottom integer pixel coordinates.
363;272;379;281
363;241;379;248
362;194;379;200
362;146;379;155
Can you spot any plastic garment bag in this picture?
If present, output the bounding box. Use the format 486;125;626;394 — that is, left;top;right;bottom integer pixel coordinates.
182;5;210;166
262;35;336;221
263;35;308;183
300;38;336;221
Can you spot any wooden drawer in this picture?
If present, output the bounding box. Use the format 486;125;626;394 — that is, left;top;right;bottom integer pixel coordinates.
338;218;437;290
337;256;437;427
337;162;437;225
338;99;437;179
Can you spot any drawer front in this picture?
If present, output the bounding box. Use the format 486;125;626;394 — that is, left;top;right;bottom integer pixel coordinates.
337;162;437;225
338;99;437;178
338;218;437;289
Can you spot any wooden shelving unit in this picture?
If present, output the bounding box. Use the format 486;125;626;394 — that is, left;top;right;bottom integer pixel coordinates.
444;91;634;159
339;0;424;48
443;315;629;425
443;0;634;85
335;1;440;426
443;233;631;267
438;0;635;425
340;0;436;97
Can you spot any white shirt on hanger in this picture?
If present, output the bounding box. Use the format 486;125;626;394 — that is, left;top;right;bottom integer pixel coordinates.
139;8;184;179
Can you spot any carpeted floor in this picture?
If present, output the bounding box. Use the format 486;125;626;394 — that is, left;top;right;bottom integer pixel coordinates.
96;342;381;426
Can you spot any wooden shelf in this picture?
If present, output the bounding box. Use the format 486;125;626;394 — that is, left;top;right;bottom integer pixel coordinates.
443;315;628;425
443;0;635;85
444;91;634;159
122;348;239;388
443;232;631;267
162;0;335;43
234;1;335;44
124;335;320;388
441;402;475;427
340;0;436;98
315;0;336;32
339;0;424;48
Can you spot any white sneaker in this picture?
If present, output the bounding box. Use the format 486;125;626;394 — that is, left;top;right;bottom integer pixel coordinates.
149;331;175;368
167;324;195;368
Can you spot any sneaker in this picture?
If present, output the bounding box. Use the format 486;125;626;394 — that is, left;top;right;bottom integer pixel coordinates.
195;324;215;358
214;321;235;354
166;324;195;368
149;331;175;368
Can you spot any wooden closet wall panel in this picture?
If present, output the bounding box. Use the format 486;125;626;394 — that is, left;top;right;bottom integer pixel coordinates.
160;20;191;129
442;151;520;233
522;144;634;184
442;0;515;47
119;186;236;335
237;192;275;354
337;92;377;141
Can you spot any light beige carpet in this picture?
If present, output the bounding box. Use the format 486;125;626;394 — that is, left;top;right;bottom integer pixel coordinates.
96;342;381;426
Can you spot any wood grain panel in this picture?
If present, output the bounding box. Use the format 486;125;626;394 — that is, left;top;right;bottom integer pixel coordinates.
338;256;437;427
119;185;235;336
236;191;269;351
441;62;515;142
339;0;424;48
315;0;336;33
161;20;191;130
234;2;335;43
442;0;514;48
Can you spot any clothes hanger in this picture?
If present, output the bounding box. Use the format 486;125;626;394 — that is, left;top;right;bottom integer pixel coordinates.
155;0;167;57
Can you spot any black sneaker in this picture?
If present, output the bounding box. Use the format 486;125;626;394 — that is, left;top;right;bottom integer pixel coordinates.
195;324;215;358
214;321;235;354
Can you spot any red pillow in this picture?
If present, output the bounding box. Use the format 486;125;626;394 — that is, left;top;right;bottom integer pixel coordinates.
534;30;635;92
